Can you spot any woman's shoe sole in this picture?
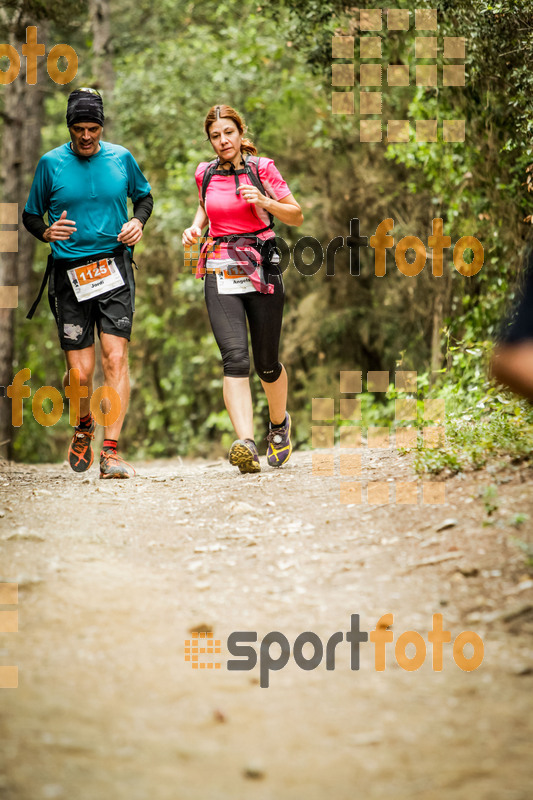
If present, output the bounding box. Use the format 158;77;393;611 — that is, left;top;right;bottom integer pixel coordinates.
229;441;261;474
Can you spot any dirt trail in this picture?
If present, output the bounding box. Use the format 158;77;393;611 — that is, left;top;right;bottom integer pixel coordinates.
0;449;532;800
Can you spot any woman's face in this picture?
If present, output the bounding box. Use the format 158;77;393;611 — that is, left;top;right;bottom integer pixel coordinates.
208;117;242;163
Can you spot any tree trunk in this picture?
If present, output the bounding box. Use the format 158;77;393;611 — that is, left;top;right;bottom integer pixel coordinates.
0;21;47;459
89;0;114;451
89;0;114;134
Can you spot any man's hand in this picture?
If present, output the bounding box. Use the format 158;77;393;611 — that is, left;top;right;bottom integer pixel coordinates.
118;218;144;246
43;210;77;242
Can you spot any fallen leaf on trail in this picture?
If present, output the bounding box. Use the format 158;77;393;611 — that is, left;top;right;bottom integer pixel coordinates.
405;552;464;570
189;623;213;633
227;501;257;516
435;518;458;532
243;762;265;780
276;560;295;570
6;528;45;542
456;564;479;577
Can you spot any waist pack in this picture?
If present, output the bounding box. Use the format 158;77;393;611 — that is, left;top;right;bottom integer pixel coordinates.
197;232;280;294
27;244;134;319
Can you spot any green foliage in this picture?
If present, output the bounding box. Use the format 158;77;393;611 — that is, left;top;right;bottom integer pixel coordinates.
9;0;533;464
414;344;533;476
510;537;533;569
509;513;528;529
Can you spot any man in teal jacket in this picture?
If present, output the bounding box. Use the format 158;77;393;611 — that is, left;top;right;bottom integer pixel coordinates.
23;88;153;478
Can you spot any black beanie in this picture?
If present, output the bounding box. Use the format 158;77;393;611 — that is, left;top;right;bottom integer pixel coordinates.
66;89;105;128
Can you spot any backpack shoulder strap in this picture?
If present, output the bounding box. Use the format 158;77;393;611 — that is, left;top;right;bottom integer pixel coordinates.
244;155;274;226
244;155;266;192
201;159;219;204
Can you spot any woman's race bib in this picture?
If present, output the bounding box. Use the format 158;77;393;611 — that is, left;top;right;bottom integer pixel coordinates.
211;257;260;294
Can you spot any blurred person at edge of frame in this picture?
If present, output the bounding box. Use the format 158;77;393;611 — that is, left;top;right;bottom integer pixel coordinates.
491;242;533;401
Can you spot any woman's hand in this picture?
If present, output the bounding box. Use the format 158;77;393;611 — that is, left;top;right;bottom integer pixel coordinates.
238;185;266;207
239;188;304;227
182;225;203;246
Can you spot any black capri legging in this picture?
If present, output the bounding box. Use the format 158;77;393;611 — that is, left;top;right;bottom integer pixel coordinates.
204;273;284;382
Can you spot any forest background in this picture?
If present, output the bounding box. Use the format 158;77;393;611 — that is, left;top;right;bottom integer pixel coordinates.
1;0;532;471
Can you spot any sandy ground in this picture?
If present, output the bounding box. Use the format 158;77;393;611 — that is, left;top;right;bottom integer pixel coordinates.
0;447;532;800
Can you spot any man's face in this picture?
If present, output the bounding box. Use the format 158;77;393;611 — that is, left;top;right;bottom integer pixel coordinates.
69;122;103;157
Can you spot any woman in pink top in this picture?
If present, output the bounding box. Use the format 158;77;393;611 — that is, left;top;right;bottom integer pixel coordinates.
182;105;303;474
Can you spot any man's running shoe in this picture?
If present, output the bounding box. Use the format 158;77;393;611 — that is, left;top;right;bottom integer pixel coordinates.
228;439;261;474
68;416;95;473
99;450;136;479
266;412;292;468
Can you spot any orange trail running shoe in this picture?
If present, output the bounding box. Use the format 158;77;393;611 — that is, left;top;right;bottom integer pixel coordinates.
68;417;96;473
99;450;136;479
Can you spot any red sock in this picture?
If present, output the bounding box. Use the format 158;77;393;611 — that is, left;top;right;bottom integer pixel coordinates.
102;439;118;452
78;413;92;429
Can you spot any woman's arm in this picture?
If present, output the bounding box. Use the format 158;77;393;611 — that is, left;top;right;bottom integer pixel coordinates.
239;187;304;227
182;203;209;245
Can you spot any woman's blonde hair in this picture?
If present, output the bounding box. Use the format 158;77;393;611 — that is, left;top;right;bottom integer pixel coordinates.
204;104;257;156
